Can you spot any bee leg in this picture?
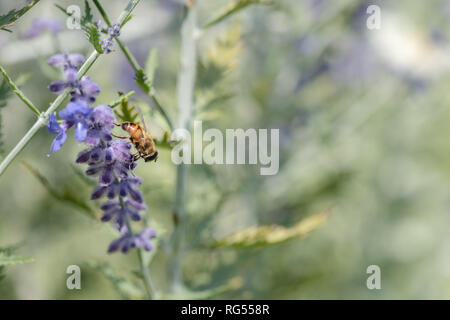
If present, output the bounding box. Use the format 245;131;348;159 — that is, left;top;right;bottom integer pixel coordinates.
113;122;121;127
133;153;141;161
112;133;129;139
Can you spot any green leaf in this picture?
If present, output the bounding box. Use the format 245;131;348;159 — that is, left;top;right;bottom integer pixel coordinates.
135;68;150;93
84;23;104;54
0;79;12;158
144;49;158;89
22;162;97;219
113;92;139;123
108;90;135;109
203;0;271;28
0;255;34;266
0;0;41;31
120;14;133;27
54;4;69;16
81;0;93;26
56;1;93;29
87;261;146;299
212;210;328;248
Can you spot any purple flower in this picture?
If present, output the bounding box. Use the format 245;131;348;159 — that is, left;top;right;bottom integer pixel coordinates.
85;105;115;145
107;23;121;37
48;54;101;104
47;113;68;153
100;198;143;229
46;53;156;254
70;76;101;104
48;53;85;69
100;38;114;54
108;227;156;253
99;22;121;54
59;101;92;141
24;18;62;38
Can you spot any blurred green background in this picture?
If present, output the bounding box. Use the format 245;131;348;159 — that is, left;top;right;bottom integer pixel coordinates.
2;0;450;299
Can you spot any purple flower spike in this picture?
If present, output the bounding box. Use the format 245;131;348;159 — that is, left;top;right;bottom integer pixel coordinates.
46;54;155;254
59;101;92;142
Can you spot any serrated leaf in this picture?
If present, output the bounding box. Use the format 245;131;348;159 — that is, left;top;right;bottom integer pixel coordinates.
113;92;139;123
135;68;150;93
87;261;145;299
0;0;41;31
0;255;34;266
212;210;328;248
204;0;271;28
84;23;104;54
145;49;158;89
81;0;93;26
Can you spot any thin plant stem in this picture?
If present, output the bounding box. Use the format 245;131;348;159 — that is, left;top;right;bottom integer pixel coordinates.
109;90;135;108
120;196;156;300
169;1;198;293
0;66;40;117
92;0;174;131
0;0;138;178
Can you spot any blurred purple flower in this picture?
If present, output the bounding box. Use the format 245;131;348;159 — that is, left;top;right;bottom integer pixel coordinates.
24;18;62;38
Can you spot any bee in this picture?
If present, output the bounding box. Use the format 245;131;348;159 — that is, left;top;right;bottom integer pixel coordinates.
113;108;158;162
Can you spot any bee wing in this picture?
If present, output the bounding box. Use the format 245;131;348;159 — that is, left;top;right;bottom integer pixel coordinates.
133;105;149;133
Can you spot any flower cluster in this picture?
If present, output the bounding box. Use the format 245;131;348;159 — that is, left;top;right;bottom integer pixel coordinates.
46;53;156;253
48;53;101;104
94;21;121;54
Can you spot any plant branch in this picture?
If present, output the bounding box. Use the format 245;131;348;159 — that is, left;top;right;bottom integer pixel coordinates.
92;0;174;131
0;0;139;177
120;196;156;300
0;66;40;116
169;1;198;293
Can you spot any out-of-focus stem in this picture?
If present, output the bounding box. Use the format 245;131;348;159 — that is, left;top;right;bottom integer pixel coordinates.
0;0;138;178
92;0;174;131
169;1;197;293
120;196;156;300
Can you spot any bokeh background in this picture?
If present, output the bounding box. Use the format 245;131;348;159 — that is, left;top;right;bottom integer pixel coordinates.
2;0;450;299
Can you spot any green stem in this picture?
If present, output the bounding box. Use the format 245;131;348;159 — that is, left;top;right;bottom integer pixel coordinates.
120;196;156;300
0;0;139;177
92;0;174;131
109;90;135;108
0;66;40;117
169;2;198;293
